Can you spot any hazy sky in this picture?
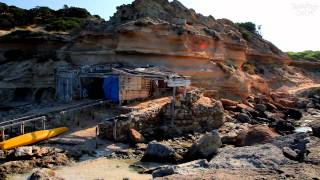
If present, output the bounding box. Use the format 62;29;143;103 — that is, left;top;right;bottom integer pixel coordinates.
1;0;319;52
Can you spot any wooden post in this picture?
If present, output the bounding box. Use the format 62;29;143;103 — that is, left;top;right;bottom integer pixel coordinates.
95;126;99;149
171;87;176;126
33;120;36;131
1;128;5;142
184;85;187;99
118;75;122;106
21;122;25;135
77;113;80;127
10;122;13;134
79;76;82;99
113;119;117;142
91;110;95;120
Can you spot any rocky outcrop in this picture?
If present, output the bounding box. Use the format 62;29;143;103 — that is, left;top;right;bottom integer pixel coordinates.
98;90;225;141
153;133;315;179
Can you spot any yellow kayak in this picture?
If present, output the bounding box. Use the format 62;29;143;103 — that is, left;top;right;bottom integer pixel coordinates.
0;127;69;150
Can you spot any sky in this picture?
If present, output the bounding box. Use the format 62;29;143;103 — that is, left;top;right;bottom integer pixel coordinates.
1;0;319;52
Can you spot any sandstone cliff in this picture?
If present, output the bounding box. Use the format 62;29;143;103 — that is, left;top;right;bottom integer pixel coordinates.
0;0;317;103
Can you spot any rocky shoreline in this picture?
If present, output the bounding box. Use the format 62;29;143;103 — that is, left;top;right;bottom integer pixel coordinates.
1;87;319;179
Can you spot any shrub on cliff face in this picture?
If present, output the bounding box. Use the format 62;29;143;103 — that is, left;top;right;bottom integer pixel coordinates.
242;63;256;75
236;22;262;40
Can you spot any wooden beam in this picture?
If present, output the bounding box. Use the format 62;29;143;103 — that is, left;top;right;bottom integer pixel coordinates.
171;87;176;126
1;128;5;142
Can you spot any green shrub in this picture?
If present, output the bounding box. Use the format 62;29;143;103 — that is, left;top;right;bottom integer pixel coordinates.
56;6;90;18
45;18;84;31
0;18;15;30
0;2;92;31
3;49;37;62
29;6;56;23
287;51;320;61
236;22;257;34
241;31;250;40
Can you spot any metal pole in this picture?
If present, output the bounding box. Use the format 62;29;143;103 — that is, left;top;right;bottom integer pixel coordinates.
21;122;25;135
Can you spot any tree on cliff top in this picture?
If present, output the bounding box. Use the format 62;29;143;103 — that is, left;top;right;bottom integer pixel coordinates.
287;51;320;61
0;2;93;31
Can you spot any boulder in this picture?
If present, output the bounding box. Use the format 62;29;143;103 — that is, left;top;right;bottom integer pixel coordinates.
237;103;250;110
186;130;222;160
30;168;63;180
209;143;294;169
266;102;278;111
152;166;176;178
129;129;145;143
255;104;267;112
15;146;33;157
0;150;5;159
297;98;310;109
311;122;320;137
141;141;182;163
237;113;252;123
273;119;295;134
283;147;299;161
285;108;302;120
278;99;296;108
152;159;209;178
270;133;310;162
235;125;279;146
221;98;238;107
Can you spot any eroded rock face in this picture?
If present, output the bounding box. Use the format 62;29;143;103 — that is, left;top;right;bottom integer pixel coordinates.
0;0;292;101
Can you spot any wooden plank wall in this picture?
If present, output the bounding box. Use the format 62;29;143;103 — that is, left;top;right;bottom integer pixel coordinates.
120;76;151;101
